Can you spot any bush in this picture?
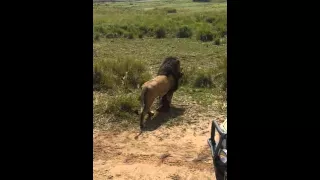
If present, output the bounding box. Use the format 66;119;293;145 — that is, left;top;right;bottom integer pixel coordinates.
155;26;166;38
180;67;214;88
94;25;106;34
181;62;226;90
93;61;117;90
193;69;214;88
124;32;134;39
106;93;140;118
176;26;193;38
180;66;196;86
93;58;151;91
215;24;227;37
214;38;221;45
220;37;227;44
193;0;211;2
139;25;148;33
105;33;118;38
205;17;215;23
94;33;100;41
197;30;214;42
212;57;227;91
166;8;177;13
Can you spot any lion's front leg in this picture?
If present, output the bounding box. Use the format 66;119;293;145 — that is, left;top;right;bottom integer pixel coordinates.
157;92;172;112
157;96;162;109
166;91;174;105
156;96;164;112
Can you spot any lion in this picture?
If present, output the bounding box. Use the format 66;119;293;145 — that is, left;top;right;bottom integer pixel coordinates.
139;57;183;130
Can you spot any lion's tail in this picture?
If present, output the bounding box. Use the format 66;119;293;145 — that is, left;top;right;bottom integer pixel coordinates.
134;86;148;115
140;86;148;113
139;86;149;129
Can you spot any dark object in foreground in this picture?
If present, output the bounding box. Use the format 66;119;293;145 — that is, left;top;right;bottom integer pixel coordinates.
208;119;227;180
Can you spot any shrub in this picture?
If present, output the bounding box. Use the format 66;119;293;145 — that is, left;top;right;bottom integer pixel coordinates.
220;37;227;44
215;24;227;37
93;58;151;91
94;25;106;34
124;32;134;39
105;93;140;118
193;0;211;2
155;26;166;38
180;66;196;86
176;26;193;38
181;66;226;89
105;33;118;38
193;69;214;88
205;17;215;23
214;38;221;45
166;8;177;13
197;30;214;42
93;61;117;90
94;33;100;41
139;25;149;35
212;57;227;91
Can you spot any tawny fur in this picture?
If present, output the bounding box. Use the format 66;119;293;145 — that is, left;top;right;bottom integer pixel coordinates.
139;75;175;129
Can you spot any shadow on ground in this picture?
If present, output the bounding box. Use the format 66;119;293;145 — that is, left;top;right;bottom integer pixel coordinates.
143;106;186;131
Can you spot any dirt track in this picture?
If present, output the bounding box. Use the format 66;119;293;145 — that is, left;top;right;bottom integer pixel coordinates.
93;100;225;180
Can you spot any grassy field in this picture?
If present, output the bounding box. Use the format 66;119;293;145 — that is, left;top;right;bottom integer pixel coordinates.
93;0;226;42
93;0;227;130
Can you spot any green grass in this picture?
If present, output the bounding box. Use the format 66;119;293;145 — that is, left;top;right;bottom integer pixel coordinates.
93;38;226;130
93;57;151;91
93;0;226;42
93;91;141;130
93;0;227;130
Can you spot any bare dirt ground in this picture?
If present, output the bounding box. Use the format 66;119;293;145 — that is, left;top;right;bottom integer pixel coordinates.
93;98;226;180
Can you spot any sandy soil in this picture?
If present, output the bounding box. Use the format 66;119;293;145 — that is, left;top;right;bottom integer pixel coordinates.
94;100;225;180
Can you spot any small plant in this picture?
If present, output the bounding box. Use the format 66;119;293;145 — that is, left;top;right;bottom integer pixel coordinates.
124;32;134;39
94;25;105;34
197;30;214;42
155;26;166;38
166;8;177;13
139;25;149;34
193;0;211;2
212;57;227;91
93;58;151;91
180;66;197;86
106;93;140;118
193;69;213;88
93;61;118;90
214;38;221;45
176;26;193;38
205;17;215;23
94;33;100;41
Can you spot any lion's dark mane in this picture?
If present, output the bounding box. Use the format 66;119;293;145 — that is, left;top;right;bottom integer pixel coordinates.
157;56;182;92
156;57;183;112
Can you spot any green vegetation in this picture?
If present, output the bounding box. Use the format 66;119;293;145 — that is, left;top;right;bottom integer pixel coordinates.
93;0;226;42
93;0;227;130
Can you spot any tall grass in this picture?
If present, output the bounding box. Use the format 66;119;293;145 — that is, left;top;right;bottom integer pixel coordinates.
93;57;151;91
93;1;227;129
180;57;226;91
93;3;226;42
105;92;140;119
